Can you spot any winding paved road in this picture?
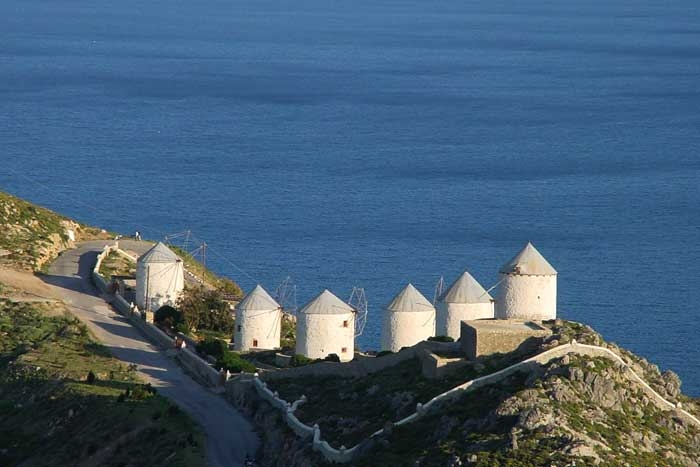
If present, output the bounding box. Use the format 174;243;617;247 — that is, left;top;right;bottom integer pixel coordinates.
44;240;259;467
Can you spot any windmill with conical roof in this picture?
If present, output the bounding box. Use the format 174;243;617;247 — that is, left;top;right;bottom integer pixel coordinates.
233;285;282;351
135;242;184;311
381;283;435;352
495;242;557;320
435;271;494;339
295;289;357;362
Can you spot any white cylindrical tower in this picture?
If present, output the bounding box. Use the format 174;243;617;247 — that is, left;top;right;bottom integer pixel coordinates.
436;271;494;340
135;242;184;311
381;283;435;352
496;242;557;320
233;285;282;351
295;289;356;362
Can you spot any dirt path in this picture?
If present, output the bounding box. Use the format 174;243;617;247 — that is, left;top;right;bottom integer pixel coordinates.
42;241;259;467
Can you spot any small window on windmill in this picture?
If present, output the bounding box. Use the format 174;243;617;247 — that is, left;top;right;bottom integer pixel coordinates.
341;347;347;353
253;339;258;347
237;325;241;332
343;320;349;328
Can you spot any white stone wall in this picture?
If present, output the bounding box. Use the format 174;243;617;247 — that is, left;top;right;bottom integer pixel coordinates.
495;273;557;320
234;308;282;351
296;313;355;362
381;309;435;352
436;302;494;339
135;260;184;311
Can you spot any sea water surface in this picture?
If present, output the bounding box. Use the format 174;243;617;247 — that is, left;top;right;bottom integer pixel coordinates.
2;0;700;394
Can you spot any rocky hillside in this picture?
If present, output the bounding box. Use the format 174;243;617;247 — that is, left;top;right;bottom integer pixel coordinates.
0;191;108;271
361;353;699;467
232;322;700;467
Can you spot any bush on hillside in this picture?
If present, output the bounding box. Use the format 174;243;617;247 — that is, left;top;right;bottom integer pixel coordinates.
217;351;256;374
154;305;184;331
196;337;228;359
176;285;234;334
428;336;454;343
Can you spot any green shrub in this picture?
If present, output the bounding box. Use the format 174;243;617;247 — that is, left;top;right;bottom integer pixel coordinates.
377;350;393;357
196;337;228;359
217;351;256;373
324;353;340;363
290;354;313;367
154;305;183;330
131;385;150;400
428;336;454;343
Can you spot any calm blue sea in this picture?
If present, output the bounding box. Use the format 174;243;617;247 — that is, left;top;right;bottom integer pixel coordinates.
2;0;699;394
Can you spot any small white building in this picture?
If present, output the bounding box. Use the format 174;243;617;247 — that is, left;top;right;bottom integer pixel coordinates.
495;242;557;321
295;289;356;362
135;242;184;311
436;271;494;340
233;285;282;351
381;283;435;352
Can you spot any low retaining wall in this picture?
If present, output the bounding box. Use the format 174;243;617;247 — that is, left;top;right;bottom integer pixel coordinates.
92;243;118;294
115;248;137;262
250;340;700;464
126;308;175;349
175;347;223;387
418;350;472;379
262;341;459;382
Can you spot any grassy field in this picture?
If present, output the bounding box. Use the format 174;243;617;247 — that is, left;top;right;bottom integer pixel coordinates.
0;298;206;467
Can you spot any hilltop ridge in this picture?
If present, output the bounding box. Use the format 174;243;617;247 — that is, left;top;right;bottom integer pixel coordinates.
231;322;700;467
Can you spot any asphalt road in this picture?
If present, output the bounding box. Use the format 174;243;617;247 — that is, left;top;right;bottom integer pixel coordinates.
44;240;260;467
